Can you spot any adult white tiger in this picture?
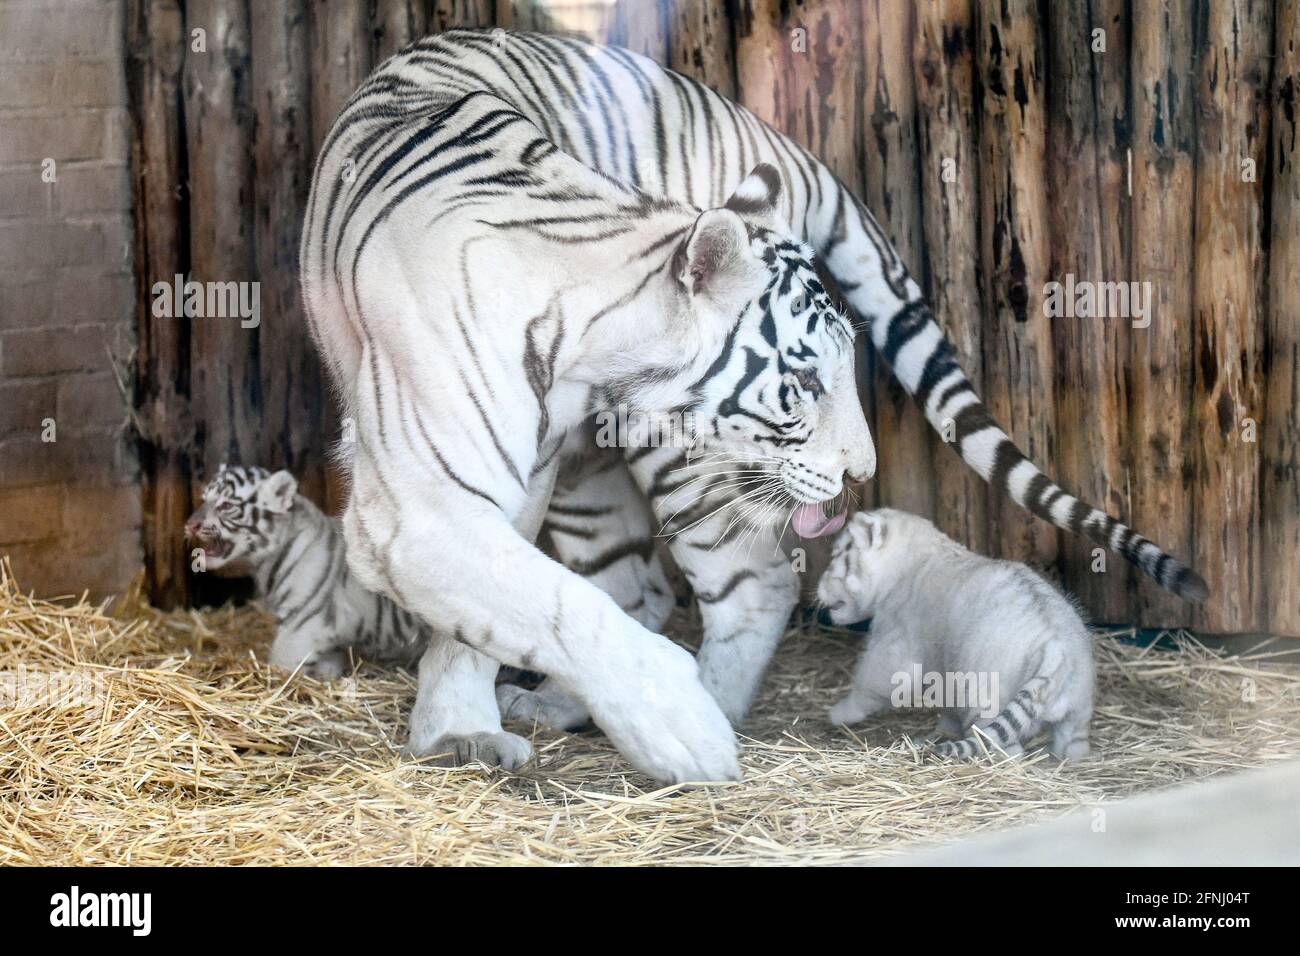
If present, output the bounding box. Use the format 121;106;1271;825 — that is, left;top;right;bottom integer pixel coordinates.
301;30;1207;783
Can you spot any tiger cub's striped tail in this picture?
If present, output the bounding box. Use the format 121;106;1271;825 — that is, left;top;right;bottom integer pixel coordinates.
873;300;1208;603
931;676;1049;759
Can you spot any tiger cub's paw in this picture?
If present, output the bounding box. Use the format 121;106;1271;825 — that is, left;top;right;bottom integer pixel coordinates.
301;651;348;681
496;682;590;731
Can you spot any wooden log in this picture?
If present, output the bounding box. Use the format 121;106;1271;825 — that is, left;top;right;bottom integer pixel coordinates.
974;0;1057;572
615;0;668;60
308;1;372;514
309;1;372;157
732;1;862;185
668;0;735;98
372;0;427;60
493;0;549;32
430;1;494;33
251;1;326;507
734;0;867;592
1264;0;1300;636
182;0;259;607
1044;1;1130;621
1093;0;1135;615
126;0;191;608
1191;0;1271;632
913;0;986;554
1129;0;1196;628
862;0;936;523
495;0;613;38
183;1;259;479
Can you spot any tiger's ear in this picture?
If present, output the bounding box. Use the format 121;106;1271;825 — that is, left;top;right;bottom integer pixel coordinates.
677;208;757;302
851;512;887;551
257;470;298;513
723;163;784;229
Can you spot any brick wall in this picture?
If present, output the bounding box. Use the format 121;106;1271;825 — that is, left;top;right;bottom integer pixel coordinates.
0;0;140;598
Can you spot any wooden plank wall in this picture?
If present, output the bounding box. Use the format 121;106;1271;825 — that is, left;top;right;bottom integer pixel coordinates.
127;0;1298;636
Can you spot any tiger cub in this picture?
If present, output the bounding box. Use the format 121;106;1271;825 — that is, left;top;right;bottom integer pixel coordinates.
817;509;1094;760
185;464;428;679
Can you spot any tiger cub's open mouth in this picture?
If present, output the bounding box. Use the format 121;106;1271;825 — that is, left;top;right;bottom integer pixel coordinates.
196;538;233;559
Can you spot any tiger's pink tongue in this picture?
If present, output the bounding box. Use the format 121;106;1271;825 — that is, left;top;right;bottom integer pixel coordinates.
791;504;847;539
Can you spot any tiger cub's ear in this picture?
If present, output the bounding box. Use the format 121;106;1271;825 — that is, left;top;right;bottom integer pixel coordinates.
723;163;785;231
850;511;887;551
677;208;759;303
257;470;298;513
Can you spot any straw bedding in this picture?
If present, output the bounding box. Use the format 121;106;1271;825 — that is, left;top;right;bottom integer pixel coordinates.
2;560;1298;866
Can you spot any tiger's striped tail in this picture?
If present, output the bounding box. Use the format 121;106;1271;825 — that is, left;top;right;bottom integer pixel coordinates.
871;299;1209;603
931;676;1049;759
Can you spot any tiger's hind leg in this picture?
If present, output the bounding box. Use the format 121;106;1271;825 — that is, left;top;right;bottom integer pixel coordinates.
496;442;674;731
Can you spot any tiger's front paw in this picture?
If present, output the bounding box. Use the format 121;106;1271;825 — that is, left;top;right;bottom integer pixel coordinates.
583;644;740;785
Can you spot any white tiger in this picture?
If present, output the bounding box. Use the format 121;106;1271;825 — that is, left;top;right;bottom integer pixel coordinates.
299;30;1202;783
185;465;428;680
819;509;1095;760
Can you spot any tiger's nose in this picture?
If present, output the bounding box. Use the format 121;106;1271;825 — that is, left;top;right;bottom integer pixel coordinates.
185;517;203;539
844;465;873;486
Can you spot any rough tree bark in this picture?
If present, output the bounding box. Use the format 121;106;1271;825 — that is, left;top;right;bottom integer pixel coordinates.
913;0;986;553
251;1;325;504
669;0;736;99
1129;0;1197;628
1264;0;1299;634
1191;0;1271;632
127;0;191;608
861;0;936;523
1045;2;1131;621
184;1;259;479
974;0;1057;573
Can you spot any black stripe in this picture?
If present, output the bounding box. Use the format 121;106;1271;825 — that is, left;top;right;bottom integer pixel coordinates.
542;520;597;540
912;341;960;413
1154;551;1173;585
1023;473;1053;521
1002;705;1024;734
986;720;1011;745
1068;499;1091;534
696;570;758;604
565;539;655;577
951;402;999;447
936;379;975;409
548;502;616;518
988;440;1022;494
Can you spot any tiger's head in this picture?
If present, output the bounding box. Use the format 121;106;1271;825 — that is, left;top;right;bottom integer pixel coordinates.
184;464;299;573
672;164;875;538
817;509;948;623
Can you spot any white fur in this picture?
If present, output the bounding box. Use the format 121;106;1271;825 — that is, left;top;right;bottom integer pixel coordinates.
186;466;430;681
818;509;1095;760
303;98;875;783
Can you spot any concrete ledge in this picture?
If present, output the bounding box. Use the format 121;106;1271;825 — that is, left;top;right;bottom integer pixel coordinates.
885;760;1300;866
